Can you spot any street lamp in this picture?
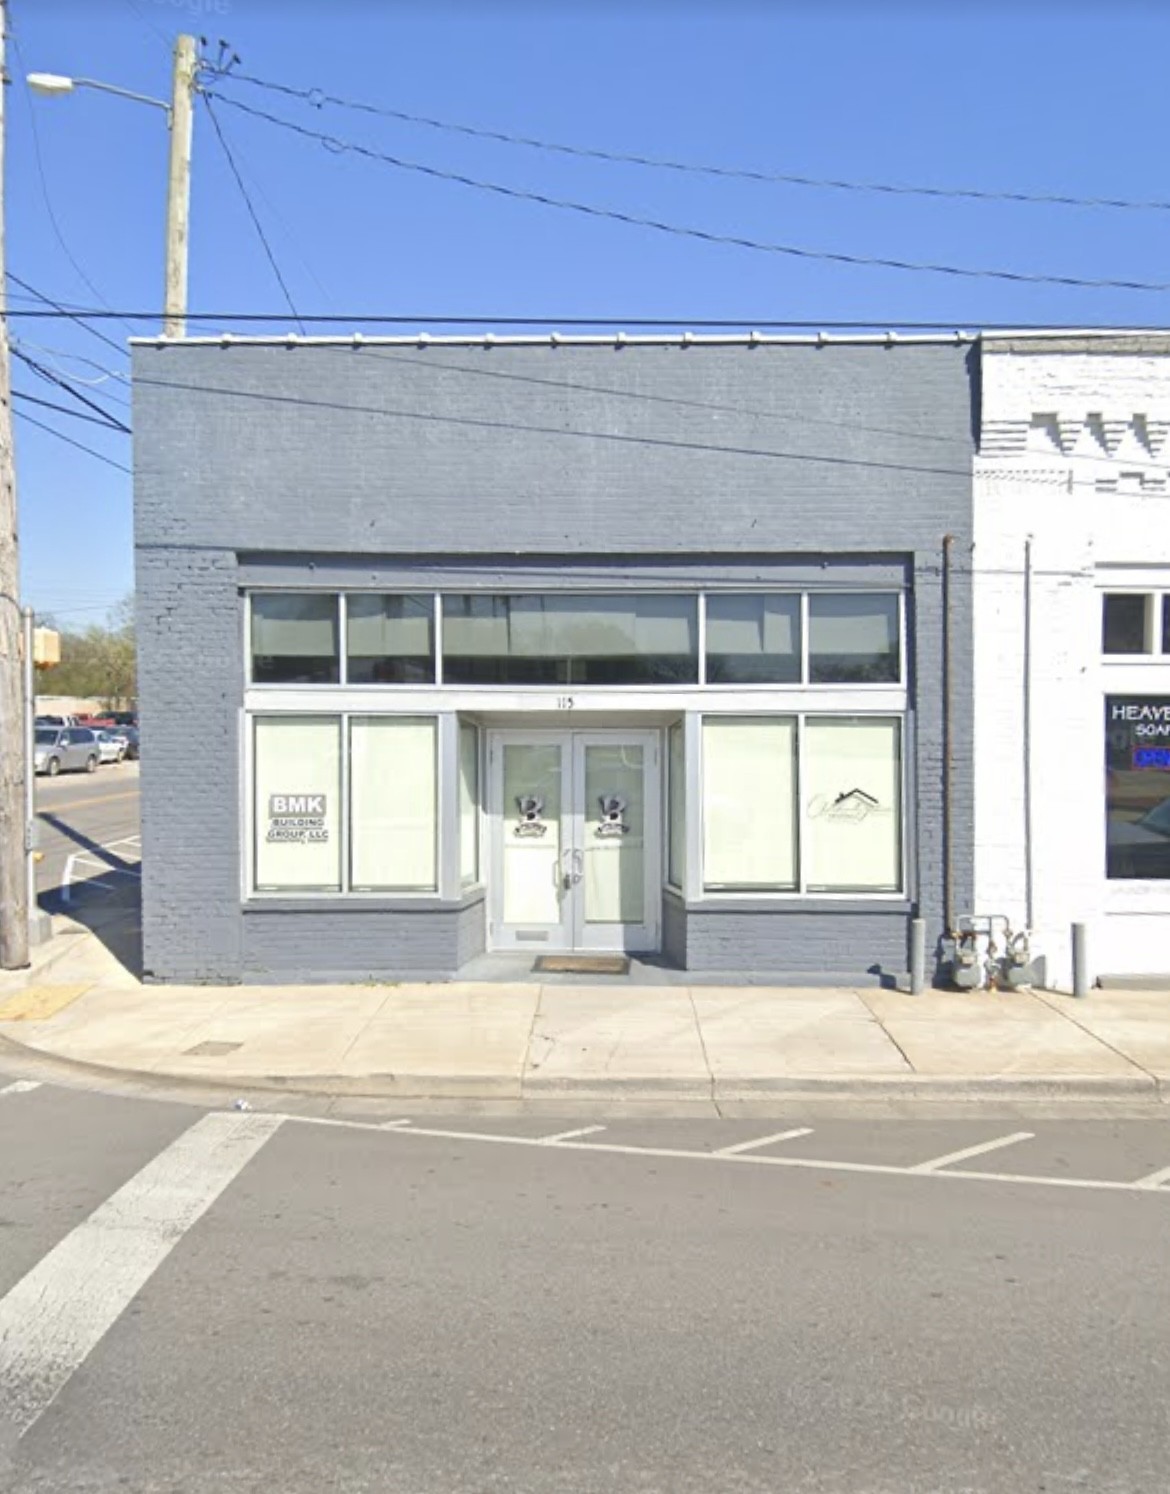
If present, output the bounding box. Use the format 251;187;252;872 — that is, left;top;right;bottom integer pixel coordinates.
26;36;198;339
27;72;173;121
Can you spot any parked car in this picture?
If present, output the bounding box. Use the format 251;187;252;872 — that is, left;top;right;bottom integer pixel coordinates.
34;726;99;776
35;714;80;728
94;729;126;765
115;726;140;761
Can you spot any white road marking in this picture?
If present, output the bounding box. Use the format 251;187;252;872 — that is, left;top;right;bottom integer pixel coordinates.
287;1115;1170;1199
59;842;139;904
909;1131;1035;1173
1133;1162;1170;1190
0;1081;41;1098
537;1125;607;1144
0;1110;282;1440
715;1127;814;1155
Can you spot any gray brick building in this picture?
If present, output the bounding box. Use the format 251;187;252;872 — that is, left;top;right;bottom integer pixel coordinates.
131;334;975;983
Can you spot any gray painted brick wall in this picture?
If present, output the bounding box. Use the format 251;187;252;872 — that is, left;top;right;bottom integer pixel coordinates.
132;341;975;983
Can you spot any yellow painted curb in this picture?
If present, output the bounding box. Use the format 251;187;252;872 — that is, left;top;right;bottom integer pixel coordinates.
0;984;93;1022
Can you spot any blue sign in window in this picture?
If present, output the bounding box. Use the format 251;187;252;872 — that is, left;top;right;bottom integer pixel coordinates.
1133;746;1170;770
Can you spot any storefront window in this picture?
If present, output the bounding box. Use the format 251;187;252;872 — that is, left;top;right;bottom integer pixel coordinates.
808;595;900;684
668;722;685;889
460;722;480;886
702;718;798;891
251;594;339;684
705;594;801;684
803;718;902;892
349;717;437;891
347;594;435;683
442;594;699;685
253;716;342;891
1105;695;1170;879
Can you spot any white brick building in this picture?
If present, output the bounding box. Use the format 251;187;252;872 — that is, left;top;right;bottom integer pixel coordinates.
976;332;1170;988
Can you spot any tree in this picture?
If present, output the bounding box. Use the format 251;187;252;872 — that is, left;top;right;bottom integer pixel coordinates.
40;596;136;707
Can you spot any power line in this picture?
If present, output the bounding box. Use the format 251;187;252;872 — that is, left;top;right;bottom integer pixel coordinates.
14;408;132;473
201;92;1170;296
5;306;1170;333
199;84;335;314
120;0;173;53
12;389;130;433
8;272;129;356
8;20;135;333
202;94;306;333
208;66;1170;217
12;349;133;433
11;341;131;404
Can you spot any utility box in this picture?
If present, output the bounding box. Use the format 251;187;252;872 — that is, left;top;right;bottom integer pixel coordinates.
33;628;60;668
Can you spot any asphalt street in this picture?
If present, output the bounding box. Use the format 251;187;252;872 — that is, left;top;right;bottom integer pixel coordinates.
1;1075;1169;1494
33;762;140;906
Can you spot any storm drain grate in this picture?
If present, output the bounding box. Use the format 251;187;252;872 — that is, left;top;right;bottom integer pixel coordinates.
533;955;631;975
183;1040;244;1057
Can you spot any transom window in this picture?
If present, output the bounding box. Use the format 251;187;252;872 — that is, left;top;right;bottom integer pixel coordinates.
247;590;904;687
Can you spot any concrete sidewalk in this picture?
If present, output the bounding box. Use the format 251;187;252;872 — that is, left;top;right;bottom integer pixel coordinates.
2;915;1169;1101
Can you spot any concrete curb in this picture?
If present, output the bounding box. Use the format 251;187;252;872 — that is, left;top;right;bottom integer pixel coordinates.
2;1031;1165;1107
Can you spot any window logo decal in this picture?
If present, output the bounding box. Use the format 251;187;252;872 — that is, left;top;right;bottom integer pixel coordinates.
514;795;548;838
596;793;630;838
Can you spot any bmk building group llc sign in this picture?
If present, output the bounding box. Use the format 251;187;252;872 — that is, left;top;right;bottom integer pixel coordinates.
267;794;329;844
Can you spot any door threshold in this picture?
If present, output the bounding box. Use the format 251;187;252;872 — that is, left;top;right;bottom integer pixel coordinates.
534;954;631;976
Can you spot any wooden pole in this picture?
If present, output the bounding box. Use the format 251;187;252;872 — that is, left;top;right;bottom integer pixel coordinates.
164;35;197;339
0;0;30;968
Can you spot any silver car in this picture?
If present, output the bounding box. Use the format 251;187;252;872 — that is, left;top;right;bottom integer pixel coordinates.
94;730;127;765
34;726;100;777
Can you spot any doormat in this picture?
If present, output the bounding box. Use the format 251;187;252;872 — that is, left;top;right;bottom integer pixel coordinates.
534;954;631;976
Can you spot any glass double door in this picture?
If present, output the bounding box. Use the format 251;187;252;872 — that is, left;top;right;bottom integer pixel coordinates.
488;730;661;953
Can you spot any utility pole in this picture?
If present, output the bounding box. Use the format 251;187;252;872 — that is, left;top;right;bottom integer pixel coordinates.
0;0;29;970
164;34;197;339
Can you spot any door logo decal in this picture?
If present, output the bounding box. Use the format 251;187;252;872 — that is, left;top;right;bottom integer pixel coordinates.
514;795;549;838
596;793;630;838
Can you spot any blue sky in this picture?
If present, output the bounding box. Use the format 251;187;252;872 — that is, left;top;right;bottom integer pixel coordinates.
12;0;1170;620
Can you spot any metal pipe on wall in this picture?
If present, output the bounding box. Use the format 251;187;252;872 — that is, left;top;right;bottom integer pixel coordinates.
1023;536;1035;933
942;534;955;936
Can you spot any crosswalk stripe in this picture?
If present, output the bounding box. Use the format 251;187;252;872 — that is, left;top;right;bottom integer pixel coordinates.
0;1110;283;1440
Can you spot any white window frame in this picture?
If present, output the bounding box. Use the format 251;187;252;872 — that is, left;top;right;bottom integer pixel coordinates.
243;708;444;901
243;587;906;692
696;709;907;902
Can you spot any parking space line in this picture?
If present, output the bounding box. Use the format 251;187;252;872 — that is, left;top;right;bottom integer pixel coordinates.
538;1125;607;1144
287;1114;1170;1197
906;1132;1036;1173
0;1081;41;1098
0;1111;283;1440
1133;1163;1170;1190
909;1131;1034;1173
715;1127;814;1156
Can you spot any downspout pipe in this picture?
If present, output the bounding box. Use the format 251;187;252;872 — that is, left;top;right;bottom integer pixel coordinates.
943;533;955;938
1023;535;1035;932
